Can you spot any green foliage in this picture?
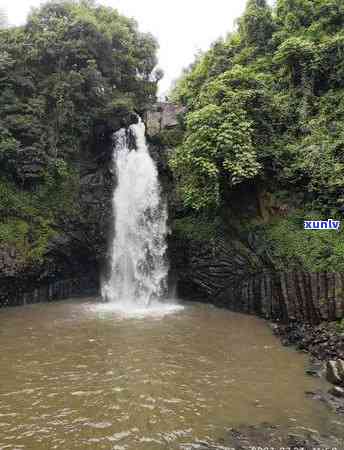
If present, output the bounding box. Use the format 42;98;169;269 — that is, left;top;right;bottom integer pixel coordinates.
171;0;344;218
336;318;344;333
168;0;344;277
0;0;159;175
275;0;344;38
156;128;184;148
0;217;55;265
238;0;275;51
170;102;260;210
0;1;159;270
258;214;344;272
0;180;58;265
172;215;220;241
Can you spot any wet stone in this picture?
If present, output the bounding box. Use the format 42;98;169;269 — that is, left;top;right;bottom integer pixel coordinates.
337;359;344;381
326;360;343;386
329;386;344;399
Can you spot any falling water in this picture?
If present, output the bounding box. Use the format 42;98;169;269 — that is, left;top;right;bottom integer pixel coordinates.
101;117;169;307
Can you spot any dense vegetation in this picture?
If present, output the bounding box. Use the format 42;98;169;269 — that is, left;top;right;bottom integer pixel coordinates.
0;0;159;269
1;0;343;282
170;0;344;271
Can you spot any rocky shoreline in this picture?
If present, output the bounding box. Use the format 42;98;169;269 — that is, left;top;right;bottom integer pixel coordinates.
197;329;344;450
199;319;344;450
271;321;344;413
192;422;343;450
272;321;344;361
216;423;343;450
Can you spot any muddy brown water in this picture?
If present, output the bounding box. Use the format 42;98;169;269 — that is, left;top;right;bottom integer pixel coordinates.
0;298;343;449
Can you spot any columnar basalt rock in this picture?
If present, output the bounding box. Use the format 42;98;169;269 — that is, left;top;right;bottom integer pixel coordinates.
223;272;344;324
170;232;344;324
0;276;98;308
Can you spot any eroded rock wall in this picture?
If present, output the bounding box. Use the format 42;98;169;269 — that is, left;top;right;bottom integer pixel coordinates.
0;120;123;307
167;228;344;324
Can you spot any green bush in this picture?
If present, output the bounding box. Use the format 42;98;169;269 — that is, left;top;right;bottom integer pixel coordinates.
172;215;221;241
261;213;344;272
171;0;344;217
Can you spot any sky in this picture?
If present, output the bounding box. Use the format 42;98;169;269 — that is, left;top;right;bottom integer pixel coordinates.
2;0;250;95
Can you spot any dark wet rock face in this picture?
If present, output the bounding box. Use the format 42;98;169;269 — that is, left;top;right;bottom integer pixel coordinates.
0;109;159;307
170;229;344;325
0;278;98;307
0;245;25;277
16;146;48;184
0;117;129;307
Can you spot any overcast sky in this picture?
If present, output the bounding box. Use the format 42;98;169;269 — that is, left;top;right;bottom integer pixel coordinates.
2;0;250;95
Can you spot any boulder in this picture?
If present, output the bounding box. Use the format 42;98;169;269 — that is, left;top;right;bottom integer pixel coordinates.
336;359;344;381
329;386;344;398
326;360;343;385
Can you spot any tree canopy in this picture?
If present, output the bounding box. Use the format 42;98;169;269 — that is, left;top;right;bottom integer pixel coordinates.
0;0;159;267
171;0;344;215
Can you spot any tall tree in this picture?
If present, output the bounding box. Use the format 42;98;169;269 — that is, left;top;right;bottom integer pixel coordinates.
0;0;160;268
171;0;344;214
238;0;275;51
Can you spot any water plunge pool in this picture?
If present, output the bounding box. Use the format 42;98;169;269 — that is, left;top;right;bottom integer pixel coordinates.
0;298;343;449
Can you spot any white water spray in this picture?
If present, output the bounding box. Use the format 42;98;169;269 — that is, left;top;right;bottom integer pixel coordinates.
101;118;169;308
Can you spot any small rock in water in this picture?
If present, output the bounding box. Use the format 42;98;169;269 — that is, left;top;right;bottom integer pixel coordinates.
304;390;316;396
337;359;344;381
269;323;279;333
326;360;343;385
329;386;344;398
305;361;321;377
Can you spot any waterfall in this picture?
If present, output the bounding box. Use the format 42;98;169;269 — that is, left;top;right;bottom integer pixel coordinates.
101;117;169;307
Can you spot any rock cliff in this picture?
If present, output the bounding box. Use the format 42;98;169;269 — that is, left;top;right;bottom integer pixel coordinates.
147;104;344;326
3;101;344;333
0;115;137;307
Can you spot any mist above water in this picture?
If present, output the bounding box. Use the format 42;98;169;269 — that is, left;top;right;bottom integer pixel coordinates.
101;118;170;310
